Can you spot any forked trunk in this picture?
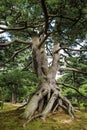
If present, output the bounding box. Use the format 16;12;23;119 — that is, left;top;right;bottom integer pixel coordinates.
22;34;74;126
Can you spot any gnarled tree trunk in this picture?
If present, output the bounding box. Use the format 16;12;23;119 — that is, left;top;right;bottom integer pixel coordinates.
22;34;74;124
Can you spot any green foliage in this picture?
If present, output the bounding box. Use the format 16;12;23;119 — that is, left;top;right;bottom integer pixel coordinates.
78;63;87;71
79;83;87;96
0;70;39;102
58;71;87;103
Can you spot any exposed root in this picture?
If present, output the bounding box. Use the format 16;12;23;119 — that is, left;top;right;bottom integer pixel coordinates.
17;103;27;110
22;84;75;130
17;90;39;110
23;113;42;130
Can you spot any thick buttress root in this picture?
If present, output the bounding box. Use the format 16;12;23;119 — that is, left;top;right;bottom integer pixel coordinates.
22;84;74;130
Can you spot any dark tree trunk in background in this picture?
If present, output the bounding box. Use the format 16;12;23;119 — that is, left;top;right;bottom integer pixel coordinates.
12;92;17;104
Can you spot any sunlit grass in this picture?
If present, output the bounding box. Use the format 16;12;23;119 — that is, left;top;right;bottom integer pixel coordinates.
0;104;87;130
0;103;18;112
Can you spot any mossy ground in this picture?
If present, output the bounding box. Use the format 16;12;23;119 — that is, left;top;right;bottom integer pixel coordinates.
0;103;87;130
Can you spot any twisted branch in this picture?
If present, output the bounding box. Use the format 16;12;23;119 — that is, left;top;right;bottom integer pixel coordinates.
7;45;31;62
56;82;87;98
59;67;87;74
0;39;32;46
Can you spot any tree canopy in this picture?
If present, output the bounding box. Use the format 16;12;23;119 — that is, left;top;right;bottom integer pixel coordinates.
0;0;87;67
0;0;87;126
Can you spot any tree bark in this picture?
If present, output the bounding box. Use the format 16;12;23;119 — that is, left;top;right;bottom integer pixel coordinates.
22;34;74;125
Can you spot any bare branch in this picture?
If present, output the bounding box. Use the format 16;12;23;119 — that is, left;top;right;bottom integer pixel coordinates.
48;14;75;22
41;0;49;34
59;67;87;74
53;46;87;54
56;82;87;98
22;60;32;71
0;39;32;46
0;24;34;31
0;26;27;31
7;45;31;62
0;30;6;34
63;49;73;57
62;47;87;52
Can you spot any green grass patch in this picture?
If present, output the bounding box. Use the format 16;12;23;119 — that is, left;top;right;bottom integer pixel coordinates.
0;103;18;112
0;104;87;130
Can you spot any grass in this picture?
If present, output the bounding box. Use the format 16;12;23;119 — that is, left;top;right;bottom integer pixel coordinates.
0;103;87;130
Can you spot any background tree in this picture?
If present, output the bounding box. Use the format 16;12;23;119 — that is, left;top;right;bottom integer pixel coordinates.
58;71;87;110
0;70;39;103
58;44;87;106
0;0;87;125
